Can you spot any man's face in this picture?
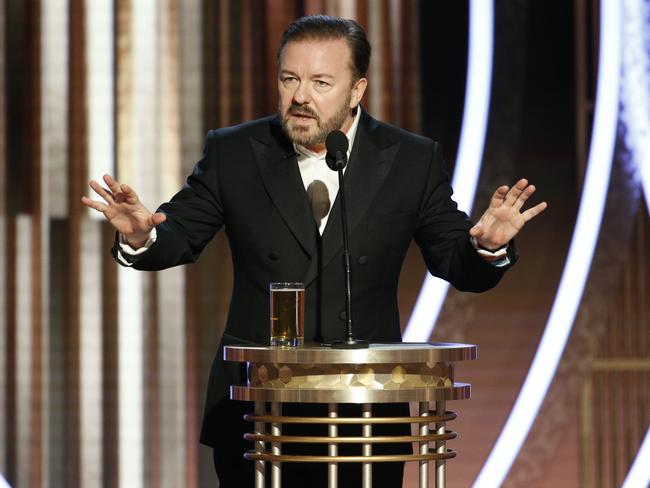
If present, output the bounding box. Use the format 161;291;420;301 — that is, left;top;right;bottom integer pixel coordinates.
278;38;367;151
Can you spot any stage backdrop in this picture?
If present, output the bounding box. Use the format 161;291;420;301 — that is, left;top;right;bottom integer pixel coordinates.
1;1;648;487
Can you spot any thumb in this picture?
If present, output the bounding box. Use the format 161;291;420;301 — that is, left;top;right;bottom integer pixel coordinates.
151;212;167;226
469;223;483;238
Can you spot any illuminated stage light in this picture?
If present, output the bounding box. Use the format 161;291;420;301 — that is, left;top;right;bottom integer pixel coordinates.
473;1;621;486
622;428;650;487
620;0;650;486
620;0;650;209
403;0;493;342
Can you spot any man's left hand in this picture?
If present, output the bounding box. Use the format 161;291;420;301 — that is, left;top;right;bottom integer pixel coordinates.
470;178;547;250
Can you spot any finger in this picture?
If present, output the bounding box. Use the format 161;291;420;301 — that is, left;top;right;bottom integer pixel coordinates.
102;174;123;194
489;185;509;207
120;183;136;196
89;180;115;203
81;195;109;213
521;201;548;221
513;184;536;211
504;178;528;206
119;183;140;204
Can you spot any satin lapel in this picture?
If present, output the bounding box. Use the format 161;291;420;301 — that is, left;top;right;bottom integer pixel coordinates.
250;125;317;258
303;114;400;286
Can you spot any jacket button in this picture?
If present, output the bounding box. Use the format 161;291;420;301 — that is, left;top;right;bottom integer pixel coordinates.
268;251;279;261
358;255;368;265
339;311;346;321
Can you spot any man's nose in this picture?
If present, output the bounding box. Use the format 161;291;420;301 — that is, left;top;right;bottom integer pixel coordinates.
292;82;309;104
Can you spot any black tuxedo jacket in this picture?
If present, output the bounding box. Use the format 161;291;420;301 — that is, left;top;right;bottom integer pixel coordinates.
122;110;510;446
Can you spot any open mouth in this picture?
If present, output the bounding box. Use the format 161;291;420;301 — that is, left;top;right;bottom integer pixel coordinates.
290;112;316;121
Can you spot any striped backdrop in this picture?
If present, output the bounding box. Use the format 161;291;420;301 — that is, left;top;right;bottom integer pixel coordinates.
0;1;421;486
4;2;649;488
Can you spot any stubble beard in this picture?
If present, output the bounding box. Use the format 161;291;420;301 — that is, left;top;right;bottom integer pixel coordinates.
280;93;352;148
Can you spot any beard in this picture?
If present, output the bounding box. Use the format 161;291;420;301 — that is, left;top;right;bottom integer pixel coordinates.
280;93;352;147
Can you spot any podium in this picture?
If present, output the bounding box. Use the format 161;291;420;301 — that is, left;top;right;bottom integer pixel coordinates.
224;342;476;488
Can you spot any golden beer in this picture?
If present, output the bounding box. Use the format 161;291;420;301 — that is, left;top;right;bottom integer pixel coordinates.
270;282;304;347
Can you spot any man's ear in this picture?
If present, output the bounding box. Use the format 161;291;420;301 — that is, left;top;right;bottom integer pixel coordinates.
350;77;368;107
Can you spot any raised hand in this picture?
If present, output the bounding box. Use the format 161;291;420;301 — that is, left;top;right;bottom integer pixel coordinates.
81;174;166;249
470;178;547;250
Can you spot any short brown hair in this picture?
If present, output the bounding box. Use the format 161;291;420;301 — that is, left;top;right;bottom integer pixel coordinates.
277;15;371;80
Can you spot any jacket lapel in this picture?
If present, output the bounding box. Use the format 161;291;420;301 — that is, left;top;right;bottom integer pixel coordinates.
303;111;401;286
250;119;317;258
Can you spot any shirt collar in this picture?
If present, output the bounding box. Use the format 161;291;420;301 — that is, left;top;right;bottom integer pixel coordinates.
294;106;362;160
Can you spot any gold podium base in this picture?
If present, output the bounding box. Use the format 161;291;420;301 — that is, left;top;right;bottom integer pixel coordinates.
225;342;476;488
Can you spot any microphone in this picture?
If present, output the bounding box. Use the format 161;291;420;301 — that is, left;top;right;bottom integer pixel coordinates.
325;130;368;349
325;130;348;171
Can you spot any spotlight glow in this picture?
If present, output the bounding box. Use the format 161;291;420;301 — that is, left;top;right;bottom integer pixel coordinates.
403;0;493;342
620;0;650;213
472;1;621;486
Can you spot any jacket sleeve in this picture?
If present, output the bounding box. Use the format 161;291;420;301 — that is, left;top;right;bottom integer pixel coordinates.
413;142;511;292
113;130;225;271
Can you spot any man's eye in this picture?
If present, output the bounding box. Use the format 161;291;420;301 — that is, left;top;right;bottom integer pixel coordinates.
282;77;297;84
314;80;329;87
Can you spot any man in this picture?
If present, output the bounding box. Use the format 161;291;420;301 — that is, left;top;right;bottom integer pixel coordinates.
82;15;546;487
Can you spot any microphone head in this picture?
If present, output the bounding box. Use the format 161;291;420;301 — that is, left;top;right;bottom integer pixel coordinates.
325;130;349;171
326;130;349;154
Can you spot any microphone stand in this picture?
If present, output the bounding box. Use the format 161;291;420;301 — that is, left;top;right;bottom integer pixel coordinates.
331;150;368;349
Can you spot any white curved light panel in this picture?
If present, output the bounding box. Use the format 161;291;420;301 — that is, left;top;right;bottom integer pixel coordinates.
622;429;650;487
403;0;493;342
620;0;650;211
473;1;621;486
619;0;650;486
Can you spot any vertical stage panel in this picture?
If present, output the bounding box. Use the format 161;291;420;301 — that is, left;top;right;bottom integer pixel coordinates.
101;221;120;488
366;0;384;120
263;0;297;115
15;216;33;488
157;266;186;488
79;217;104;488
43;0;70;219
115;0;144;486
82;1;115;483
67;0;88;485
84;2;115;484
178;0;202;485
0;0;6;476
85;0;115;187
48;219;68;487
158;2;187;487
117;266;144;488
42;2;70;487
338;0;356;19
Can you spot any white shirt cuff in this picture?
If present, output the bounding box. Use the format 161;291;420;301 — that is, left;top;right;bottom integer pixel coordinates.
470;236;510;268
116;228;157;266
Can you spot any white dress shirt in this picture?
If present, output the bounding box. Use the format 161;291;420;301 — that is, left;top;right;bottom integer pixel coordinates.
294;106;360;234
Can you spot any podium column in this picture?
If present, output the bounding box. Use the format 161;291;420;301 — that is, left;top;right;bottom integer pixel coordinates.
225;342;477;487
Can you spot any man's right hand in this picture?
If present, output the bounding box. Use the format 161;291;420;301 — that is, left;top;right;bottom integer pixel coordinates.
81;174;166;249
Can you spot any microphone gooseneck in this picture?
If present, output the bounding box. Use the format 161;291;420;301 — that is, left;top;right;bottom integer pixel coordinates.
325;130;369;349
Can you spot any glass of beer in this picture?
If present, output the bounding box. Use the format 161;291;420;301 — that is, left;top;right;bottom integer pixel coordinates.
269;282;304;347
